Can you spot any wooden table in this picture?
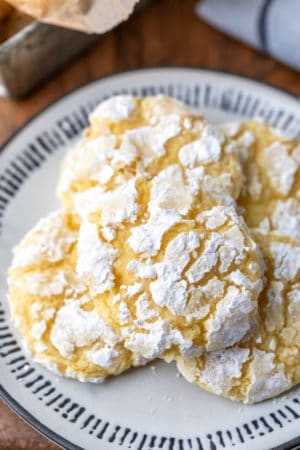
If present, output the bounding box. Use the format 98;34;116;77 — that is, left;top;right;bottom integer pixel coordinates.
1;0;300;448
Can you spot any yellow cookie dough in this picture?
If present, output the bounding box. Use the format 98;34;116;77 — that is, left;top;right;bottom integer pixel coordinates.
177;231;300;404
224;120;300;241
54;95;264;363
8;211;137;382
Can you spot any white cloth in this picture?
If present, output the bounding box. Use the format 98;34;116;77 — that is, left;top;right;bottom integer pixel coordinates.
196;0;300;71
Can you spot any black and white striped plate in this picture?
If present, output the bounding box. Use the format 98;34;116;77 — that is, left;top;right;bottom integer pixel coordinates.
0;68;299;450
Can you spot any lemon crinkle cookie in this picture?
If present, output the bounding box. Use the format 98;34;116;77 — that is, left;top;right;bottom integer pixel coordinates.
55;95;264;363
177;231;300;404
57;95;243;209
8;211;137;382
176;121;300;403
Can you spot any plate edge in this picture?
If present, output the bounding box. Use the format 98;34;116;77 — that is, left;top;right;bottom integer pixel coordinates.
0;66;299;157
0;384;81;450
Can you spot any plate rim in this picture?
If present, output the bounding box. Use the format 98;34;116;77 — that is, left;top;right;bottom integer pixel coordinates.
0;386;81;450
0;66;299;450
0;65;299;156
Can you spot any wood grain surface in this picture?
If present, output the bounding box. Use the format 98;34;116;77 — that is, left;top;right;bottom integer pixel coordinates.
1;0;300;448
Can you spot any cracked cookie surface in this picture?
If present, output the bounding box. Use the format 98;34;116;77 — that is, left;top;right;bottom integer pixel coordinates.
8;211;137;382
177;231;300;404
55;96;263;363
177;121;300;403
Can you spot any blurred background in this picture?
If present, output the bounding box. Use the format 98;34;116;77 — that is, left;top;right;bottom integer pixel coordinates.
0;0;300;448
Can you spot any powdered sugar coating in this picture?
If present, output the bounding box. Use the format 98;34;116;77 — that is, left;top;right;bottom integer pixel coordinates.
73;178;139;226
270;241;300;281
206;287;255;351
128;210;182;257
90;95;137;122
246;349;291;403
50;301;119;358
135;293;157;321
178;346;250;395
271;199;300;242
148;165;193;216
76;221;118;295
87;347;120;369
15;271;68;297
57;135;117;196
11;211;76;268
120;117;181;169
8;211;140;382
123;319;200;361
261;143;297;195
179;125;224;167
177;231;300;404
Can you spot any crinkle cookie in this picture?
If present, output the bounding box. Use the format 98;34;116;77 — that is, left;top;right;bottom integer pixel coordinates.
8;211;137;382
55;95;264;363
74;204;263;363
223;120;300;241
177;231;300;404
58;95;244;209
177;120;300;403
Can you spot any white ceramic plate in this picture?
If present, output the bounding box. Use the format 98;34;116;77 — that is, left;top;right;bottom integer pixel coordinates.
0;68;299;450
